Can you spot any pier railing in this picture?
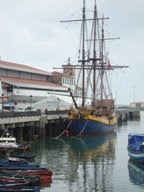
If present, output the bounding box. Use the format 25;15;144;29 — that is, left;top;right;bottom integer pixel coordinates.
0;109;69;119
0;111;41;118
45;110;69;115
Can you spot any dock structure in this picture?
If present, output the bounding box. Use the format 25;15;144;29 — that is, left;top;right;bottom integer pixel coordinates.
116;106;140;123
0;110;68;142
0;107;141;142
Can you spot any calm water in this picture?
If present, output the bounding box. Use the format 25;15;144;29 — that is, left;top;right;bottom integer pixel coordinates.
32;111;144;192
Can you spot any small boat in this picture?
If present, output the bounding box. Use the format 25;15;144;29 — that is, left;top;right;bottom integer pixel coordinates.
0;168;53;177
0;170;52;185
16;168;53;177
0;131;19;149
0;186;40;192
0;173;40;185
0;159;39;168
18;144;31;150
128;133;144;162
0;159;28;165
0;180;28;186
0;181;28;188
0;176;25;183
8;157;29;163
8;157;30;163
10;154;35;160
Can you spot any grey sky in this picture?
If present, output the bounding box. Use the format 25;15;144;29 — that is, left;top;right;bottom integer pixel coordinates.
0;0;143;104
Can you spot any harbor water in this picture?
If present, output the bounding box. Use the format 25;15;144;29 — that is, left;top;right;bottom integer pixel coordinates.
32;112;144;192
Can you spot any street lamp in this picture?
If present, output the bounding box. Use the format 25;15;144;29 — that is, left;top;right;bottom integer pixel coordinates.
1;93;4;113
57;98;60;111
30;95;32;109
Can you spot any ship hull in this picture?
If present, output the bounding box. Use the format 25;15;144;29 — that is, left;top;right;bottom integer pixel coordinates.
69;117;116;136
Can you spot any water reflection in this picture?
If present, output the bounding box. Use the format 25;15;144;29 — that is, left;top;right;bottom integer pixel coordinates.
65;134;117;192
32;133;117;192
128;159;144;188
66;134;116;160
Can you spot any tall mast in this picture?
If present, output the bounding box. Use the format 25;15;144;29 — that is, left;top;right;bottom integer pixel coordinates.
60;0;87;108
82;0;86;107
100;16;104;103
58;1;129;109
93;0;97;107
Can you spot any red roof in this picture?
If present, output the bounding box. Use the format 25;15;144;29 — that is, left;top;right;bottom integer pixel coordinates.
0;60;50;76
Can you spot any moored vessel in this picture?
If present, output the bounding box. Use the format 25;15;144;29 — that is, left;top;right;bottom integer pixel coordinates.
0;130;19;149
128;133;144;162
62;0;128;136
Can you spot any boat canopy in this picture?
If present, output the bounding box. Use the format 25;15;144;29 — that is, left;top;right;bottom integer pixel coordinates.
0;137;16;141
128;134;144;152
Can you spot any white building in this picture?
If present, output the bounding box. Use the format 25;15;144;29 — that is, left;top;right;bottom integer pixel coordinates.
0;59;70;109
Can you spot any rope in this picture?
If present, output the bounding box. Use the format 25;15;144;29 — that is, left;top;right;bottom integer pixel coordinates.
53;120;73;139
2;128;12;137
72;120;89;138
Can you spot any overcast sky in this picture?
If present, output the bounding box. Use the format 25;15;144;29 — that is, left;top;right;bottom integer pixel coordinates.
0;0;143;105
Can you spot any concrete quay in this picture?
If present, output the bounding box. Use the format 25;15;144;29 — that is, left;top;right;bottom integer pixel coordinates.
0;110;68;142
116;106;140;123
0;107;140;142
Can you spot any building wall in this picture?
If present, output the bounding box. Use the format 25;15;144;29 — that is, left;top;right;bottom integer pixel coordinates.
31;73;42;81
49;76;62;85
0;68;7;76
41;75;47;81
0;68;48;81
20;71;31;79
130;102;144;108
7;70;19;78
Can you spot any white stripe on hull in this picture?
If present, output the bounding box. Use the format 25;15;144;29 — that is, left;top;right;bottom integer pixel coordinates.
128;152;144;158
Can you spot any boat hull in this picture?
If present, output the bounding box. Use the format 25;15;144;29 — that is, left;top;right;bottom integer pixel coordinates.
128;150;144;162
69;118;116;135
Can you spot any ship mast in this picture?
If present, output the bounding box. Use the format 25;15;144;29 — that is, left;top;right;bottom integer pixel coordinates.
82;0;86;107
92;1;97;107
60;0;87;107
100;16;105;104
58;0;129;109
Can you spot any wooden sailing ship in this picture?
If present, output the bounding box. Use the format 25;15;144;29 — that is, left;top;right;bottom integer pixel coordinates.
60;0;128;136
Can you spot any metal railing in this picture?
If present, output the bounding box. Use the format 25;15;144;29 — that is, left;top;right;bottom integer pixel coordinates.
0;109;69;119
45;110;69;115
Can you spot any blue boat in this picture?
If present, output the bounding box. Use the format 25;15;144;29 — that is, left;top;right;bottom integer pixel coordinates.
10;154;35;160
128;133;144;162
0;159;39;170
65;0;127;136
69;118;116;136
0;186;40;192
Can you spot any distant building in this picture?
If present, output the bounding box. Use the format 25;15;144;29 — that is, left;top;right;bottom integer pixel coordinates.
0;59;69;109
130;102;144;109
50;71;75;92
50;59;82;99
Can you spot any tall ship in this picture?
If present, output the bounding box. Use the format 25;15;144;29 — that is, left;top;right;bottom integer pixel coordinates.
62;0;128;135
